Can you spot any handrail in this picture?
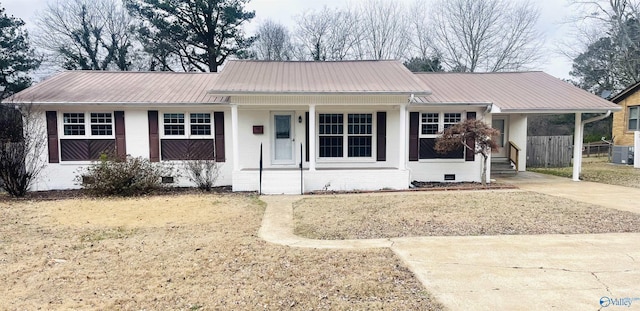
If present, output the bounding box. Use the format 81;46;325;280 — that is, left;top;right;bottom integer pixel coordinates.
508;141;521;171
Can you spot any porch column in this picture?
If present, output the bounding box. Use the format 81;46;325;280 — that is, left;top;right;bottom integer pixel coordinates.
572;113;582;181
398;103;407;170
308;104;316;171
231;104;239;172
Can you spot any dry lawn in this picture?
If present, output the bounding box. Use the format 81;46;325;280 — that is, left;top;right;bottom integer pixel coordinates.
294;191;640;239
529;157;640;188
0;194;443;310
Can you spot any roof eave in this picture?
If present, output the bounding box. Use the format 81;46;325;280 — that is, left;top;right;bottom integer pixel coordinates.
499;107;622;114
8;101;230;106
207;90;432;96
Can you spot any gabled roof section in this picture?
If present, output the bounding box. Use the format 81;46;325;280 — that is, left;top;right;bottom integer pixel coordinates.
7;71;229;105
610;80;640;103
209;60;432;95
415;71;620;113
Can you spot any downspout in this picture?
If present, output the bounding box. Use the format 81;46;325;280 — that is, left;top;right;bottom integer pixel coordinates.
572;110;612;181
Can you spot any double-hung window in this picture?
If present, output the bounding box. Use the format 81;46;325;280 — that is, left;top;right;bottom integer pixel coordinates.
419;112;464;159
318;113;373;159
629;106;639;131
59;112;115;162
160;112;214;161
163;113;212;137
62;112;113;137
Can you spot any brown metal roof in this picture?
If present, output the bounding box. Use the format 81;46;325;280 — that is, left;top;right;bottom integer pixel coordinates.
414;72;620;112
7;71;229;105
210;60;432;95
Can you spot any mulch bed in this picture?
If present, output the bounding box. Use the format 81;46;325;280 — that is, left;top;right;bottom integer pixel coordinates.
0;186;234;202
305;181;516;195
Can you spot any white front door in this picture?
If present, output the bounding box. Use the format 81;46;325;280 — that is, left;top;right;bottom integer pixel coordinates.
273;113;294;164
492;117;508;158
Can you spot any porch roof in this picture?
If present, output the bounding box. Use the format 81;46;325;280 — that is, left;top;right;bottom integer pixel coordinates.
209;60;432;95
414;72;621;113
6;71;229;105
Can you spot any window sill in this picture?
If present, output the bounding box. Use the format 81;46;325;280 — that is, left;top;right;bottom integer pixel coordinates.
317;158;376;163
417;159;466;163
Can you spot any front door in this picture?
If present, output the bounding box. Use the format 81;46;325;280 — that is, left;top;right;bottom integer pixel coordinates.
492;117;508;158
273;113;294;164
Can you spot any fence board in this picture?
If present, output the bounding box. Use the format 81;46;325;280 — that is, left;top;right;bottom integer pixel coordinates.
526;136;573;168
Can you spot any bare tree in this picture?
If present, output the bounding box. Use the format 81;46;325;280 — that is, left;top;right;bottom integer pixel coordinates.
409;0;438;61
567;0;640;90
358;0;410;60
431;0;543;72
250;20;294;60
294;6;362;61
0;102;47;197
35;0;138;71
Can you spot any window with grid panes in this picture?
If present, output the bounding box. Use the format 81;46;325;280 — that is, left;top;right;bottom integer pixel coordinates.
421;113;439;134
190;113;211;135
347;113;372;157
90;113;113;135
629;106;639;131
318;114;343;157
443;113;462;130
163;113;185;135
63;113;86;135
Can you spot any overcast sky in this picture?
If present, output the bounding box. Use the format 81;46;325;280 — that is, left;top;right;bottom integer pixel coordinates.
2;0;577;79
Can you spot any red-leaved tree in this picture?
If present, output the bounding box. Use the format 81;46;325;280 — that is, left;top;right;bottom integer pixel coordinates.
435;119;500;185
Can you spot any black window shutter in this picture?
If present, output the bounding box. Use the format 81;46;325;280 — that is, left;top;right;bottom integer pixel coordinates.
214;112;225;162
45;111;59;163
409;112;419;161
465;112;477;161
376;112;386;161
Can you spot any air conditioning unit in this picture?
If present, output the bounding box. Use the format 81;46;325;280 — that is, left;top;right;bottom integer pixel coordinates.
612;146;634;165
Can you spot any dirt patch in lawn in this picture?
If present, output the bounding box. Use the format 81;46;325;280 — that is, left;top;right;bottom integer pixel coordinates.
0;194;443;310
293;191;640;239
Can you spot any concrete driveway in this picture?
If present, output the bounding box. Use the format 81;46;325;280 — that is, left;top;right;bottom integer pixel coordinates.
259;175;640;311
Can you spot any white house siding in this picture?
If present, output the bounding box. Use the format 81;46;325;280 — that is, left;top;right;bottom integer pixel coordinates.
31;106;234;191
231;95;409;193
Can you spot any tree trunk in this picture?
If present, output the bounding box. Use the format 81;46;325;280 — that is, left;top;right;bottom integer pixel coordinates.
481;153;488;186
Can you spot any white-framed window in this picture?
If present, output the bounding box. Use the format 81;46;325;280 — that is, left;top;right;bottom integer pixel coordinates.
62;112;113;137
420;112;463;137
318;113;373;158
629;106;639;131
162;112;213;138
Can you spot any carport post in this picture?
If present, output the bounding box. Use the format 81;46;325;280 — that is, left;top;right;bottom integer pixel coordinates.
572;113;582;181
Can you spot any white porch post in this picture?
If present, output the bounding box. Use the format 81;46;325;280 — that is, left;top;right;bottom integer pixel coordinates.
572;113;582;181
635;131;640;169
398;104;407;170
308;104;316;171
231;104;239;172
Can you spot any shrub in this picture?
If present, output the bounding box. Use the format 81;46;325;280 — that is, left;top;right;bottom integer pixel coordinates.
0;104;47;197
77;155;174;197
183;159;219;191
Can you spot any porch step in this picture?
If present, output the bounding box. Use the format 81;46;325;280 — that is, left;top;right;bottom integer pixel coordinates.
491;158;517;176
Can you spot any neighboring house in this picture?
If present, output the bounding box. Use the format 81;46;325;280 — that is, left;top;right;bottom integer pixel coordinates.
7;60;619;194
611;81;640;146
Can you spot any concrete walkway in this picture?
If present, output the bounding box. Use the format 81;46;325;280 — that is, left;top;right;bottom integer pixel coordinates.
258;178;640;311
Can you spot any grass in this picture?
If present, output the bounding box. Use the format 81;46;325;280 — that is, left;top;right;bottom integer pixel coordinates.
293;191;640;240
528;157;640;188
0;194;443;310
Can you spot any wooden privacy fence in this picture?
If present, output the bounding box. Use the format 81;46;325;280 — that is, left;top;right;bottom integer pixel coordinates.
526;136;573;168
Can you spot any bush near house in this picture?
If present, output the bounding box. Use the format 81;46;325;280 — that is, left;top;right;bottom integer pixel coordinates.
77;155;174;197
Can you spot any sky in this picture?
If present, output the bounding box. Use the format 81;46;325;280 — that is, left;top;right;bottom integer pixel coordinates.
2;0;577;80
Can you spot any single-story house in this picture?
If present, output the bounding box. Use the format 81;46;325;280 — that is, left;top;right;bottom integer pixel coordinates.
7;60;620;194
611;81;640;146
